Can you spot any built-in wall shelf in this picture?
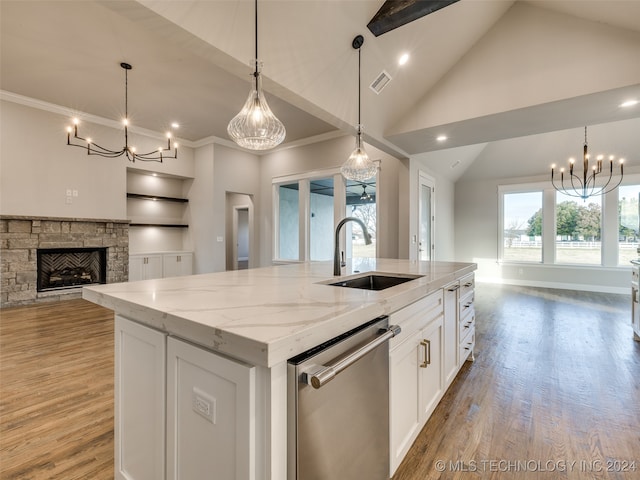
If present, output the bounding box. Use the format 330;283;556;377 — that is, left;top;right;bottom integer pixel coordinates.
129;223;188;228
127;193;189;203
126;169;192;254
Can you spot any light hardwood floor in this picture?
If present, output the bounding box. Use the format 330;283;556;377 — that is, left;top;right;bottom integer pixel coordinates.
1;285;638;479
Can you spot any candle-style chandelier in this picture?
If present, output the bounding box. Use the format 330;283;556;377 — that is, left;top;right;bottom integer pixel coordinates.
551;126;625;201
66;62;178;163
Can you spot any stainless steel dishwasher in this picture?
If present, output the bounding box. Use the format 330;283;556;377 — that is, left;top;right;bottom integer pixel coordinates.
287;316;401;480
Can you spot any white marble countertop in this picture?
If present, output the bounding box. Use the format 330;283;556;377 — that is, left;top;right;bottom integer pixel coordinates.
83;258;476;367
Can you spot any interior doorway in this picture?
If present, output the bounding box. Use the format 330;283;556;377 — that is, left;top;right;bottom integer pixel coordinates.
233;207;249;270
418;172;435;261
225;192;253;271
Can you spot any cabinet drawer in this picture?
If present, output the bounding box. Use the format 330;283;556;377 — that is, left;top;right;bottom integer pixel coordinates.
390;290;443;351
459;310;475;339
459;293;474;316
459;325;475;363
460;274;474;299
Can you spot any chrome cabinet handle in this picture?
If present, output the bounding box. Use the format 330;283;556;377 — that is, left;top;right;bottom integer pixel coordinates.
419;339;431;368
447;284;460;292
463;282;473;288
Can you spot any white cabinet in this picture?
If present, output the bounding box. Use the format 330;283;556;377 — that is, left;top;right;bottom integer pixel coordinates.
115;316;167;480
167;337;256;480
389;291;444;475
129;254;164;282
129;252;193;281
458;274;476;363
632;266;640;341
115;316;256;480
163;252;193;278
443;282;460;387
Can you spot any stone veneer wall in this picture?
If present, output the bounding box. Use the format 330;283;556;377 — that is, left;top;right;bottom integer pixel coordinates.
0;216;129;308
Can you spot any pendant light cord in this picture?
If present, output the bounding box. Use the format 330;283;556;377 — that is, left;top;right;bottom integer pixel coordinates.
357;46;361;128
254;0;259;78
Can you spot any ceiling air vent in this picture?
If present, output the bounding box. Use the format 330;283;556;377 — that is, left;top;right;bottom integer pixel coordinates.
370;70;392;94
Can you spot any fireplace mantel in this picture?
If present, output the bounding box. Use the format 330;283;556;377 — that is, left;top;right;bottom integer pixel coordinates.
1;216;129;307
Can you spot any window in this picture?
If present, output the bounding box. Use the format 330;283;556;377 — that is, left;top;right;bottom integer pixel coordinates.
502;191;543;263
277;183;299;260
346;180;376;258
555;191;601;265
310;178;335;261
618;185;640;265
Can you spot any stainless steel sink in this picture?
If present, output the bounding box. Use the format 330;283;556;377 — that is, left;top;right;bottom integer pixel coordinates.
327;273;422;291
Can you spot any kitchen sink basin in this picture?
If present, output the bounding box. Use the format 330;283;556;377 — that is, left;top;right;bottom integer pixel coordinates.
327;273;423;291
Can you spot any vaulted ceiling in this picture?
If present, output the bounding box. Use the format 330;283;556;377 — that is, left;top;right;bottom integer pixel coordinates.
1;0;639;175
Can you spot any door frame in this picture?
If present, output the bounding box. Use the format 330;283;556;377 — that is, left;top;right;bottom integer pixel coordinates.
232;204;251;270
418;172;435;261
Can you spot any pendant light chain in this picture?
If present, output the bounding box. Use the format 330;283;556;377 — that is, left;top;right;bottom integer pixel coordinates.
254;0;259;78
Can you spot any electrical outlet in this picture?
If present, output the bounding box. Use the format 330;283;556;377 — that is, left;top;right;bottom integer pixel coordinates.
72;190;78;197
66;189;72;197
216;236;223;242
192;388;216;424
65;196;72;205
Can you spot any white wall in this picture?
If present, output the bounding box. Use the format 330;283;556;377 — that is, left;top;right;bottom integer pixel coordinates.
0;100;194;220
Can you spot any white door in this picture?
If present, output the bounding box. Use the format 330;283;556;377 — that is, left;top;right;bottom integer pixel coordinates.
418;173;435;261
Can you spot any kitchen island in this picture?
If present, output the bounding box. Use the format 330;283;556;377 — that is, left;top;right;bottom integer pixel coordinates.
83;258;476;480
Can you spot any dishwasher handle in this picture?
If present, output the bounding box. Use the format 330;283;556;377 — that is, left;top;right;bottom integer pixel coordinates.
307;324;401;389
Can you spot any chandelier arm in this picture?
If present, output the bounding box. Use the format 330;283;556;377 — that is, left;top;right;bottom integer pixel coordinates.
568;171;586;198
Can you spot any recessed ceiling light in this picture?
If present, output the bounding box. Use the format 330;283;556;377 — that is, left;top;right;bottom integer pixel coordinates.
398;53;409;66
437;135;447;142
620;99;638;108
171;122;180;128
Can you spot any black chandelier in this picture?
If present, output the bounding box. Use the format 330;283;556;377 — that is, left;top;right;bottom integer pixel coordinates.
551;126;624;201
66;62;178;163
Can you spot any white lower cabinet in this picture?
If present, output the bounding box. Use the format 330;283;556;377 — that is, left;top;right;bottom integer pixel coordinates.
129;254;164;282
129;252;193;281
163;252;194;278
167;337;256;480
115;316;167;480
389;292;444;475
115;316;256;480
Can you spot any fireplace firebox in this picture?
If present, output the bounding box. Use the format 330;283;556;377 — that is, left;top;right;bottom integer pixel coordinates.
37;247;107;292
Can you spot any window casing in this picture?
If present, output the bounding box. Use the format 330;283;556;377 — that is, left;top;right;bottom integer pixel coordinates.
273;169;378;263
499;177;640;268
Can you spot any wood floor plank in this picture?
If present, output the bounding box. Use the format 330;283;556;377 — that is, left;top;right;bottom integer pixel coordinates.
0;299;114;480
1;285;639;479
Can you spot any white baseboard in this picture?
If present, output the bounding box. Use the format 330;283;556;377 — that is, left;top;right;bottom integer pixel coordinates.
476;276;628;295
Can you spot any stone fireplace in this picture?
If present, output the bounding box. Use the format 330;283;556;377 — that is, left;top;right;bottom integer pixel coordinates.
1;216;129;307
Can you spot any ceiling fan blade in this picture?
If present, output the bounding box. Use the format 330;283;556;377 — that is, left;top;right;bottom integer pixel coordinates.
367;0;460;37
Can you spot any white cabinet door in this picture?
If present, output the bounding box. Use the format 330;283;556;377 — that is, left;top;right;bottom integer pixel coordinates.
167;337;256;480
115;316;167;480
128;255;144;282
145;254;164;280
443;282;459;387
418;317;443;422
129;254;163;281
163;252;193;278
389;329;423;475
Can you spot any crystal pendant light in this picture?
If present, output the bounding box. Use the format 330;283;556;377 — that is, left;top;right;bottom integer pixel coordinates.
227;0;285;150
341;35;377;182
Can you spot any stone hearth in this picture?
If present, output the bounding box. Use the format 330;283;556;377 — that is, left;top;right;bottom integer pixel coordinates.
1;216;129;307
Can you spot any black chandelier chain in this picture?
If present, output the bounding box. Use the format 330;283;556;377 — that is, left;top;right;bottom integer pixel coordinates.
66;62;178;163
